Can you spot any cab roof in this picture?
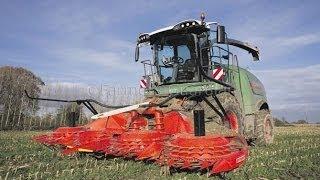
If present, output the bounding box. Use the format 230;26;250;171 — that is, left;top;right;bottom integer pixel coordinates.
138;20;216;44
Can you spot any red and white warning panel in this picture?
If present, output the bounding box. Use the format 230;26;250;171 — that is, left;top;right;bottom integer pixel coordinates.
140;78;149;89
212;67;224;80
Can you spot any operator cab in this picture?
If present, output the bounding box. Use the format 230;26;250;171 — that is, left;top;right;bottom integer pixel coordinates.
155;33;197;84
135;15;259;90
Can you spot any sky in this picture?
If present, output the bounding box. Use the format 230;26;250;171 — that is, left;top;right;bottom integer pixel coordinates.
0;0;319;122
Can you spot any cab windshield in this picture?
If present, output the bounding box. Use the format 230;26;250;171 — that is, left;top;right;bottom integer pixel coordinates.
154;34;198;84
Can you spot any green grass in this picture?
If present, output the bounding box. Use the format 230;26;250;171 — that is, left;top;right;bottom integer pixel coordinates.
0;125;320;179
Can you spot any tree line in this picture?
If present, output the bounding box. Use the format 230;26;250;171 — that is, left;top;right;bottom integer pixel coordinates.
0;66;88;130
274;117;312;127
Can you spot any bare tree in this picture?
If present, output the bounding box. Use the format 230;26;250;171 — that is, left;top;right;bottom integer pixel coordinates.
0;66;44;129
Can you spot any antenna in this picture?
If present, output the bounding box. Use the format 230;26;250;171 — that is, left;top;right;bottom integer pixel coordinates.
200;12;205;25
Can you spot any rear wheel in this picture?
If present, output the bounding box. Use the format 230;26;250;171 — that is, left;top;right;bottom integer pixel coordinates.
255;110;274;145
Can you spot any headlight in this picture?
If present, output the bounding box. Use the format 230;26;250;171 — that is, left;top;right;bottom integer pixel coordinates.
138;34;150;43
173;20;200;30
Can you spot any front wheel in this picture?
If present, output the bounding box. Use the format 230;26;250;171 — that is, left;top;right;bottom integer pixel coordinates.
255;110;274;145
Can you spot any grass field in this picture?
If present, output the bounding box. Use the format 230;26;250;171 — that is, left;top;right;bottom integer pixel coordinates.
0;125;320;179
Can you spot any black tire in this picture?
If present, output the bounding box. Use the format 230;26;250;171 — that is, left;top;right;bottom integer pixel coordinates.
255;110;274;145
203;92;244;135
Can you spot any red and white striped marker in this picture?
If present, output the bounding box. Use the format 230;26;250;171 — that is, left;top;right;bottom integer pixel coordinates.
212;67;224;80
140;79;148;88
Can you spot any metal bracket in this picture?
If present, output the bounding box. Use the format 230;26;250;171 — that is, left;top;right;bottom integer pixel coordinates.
24;90;129;115
202;95;228;122
194;110;205;136
226;38;260;61
212;95;228;118
203;97;224;120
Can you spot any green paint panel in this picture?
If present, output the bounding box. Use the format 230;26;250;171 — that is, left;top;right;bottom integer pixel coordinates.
145;66;268;115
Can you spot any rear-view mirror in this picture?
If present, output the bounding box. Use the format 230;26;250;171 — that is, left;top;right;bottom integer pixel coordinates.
217;25;226;44
135;44;140;62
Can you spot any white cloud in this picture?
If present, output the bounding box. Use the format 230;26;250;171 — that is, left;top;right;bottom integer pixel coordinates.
226;5;320;64
253;64;320;121
46;6;110;36
47;37;140;73
253;33;320;60
279;33;320;47
53;47;131;70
